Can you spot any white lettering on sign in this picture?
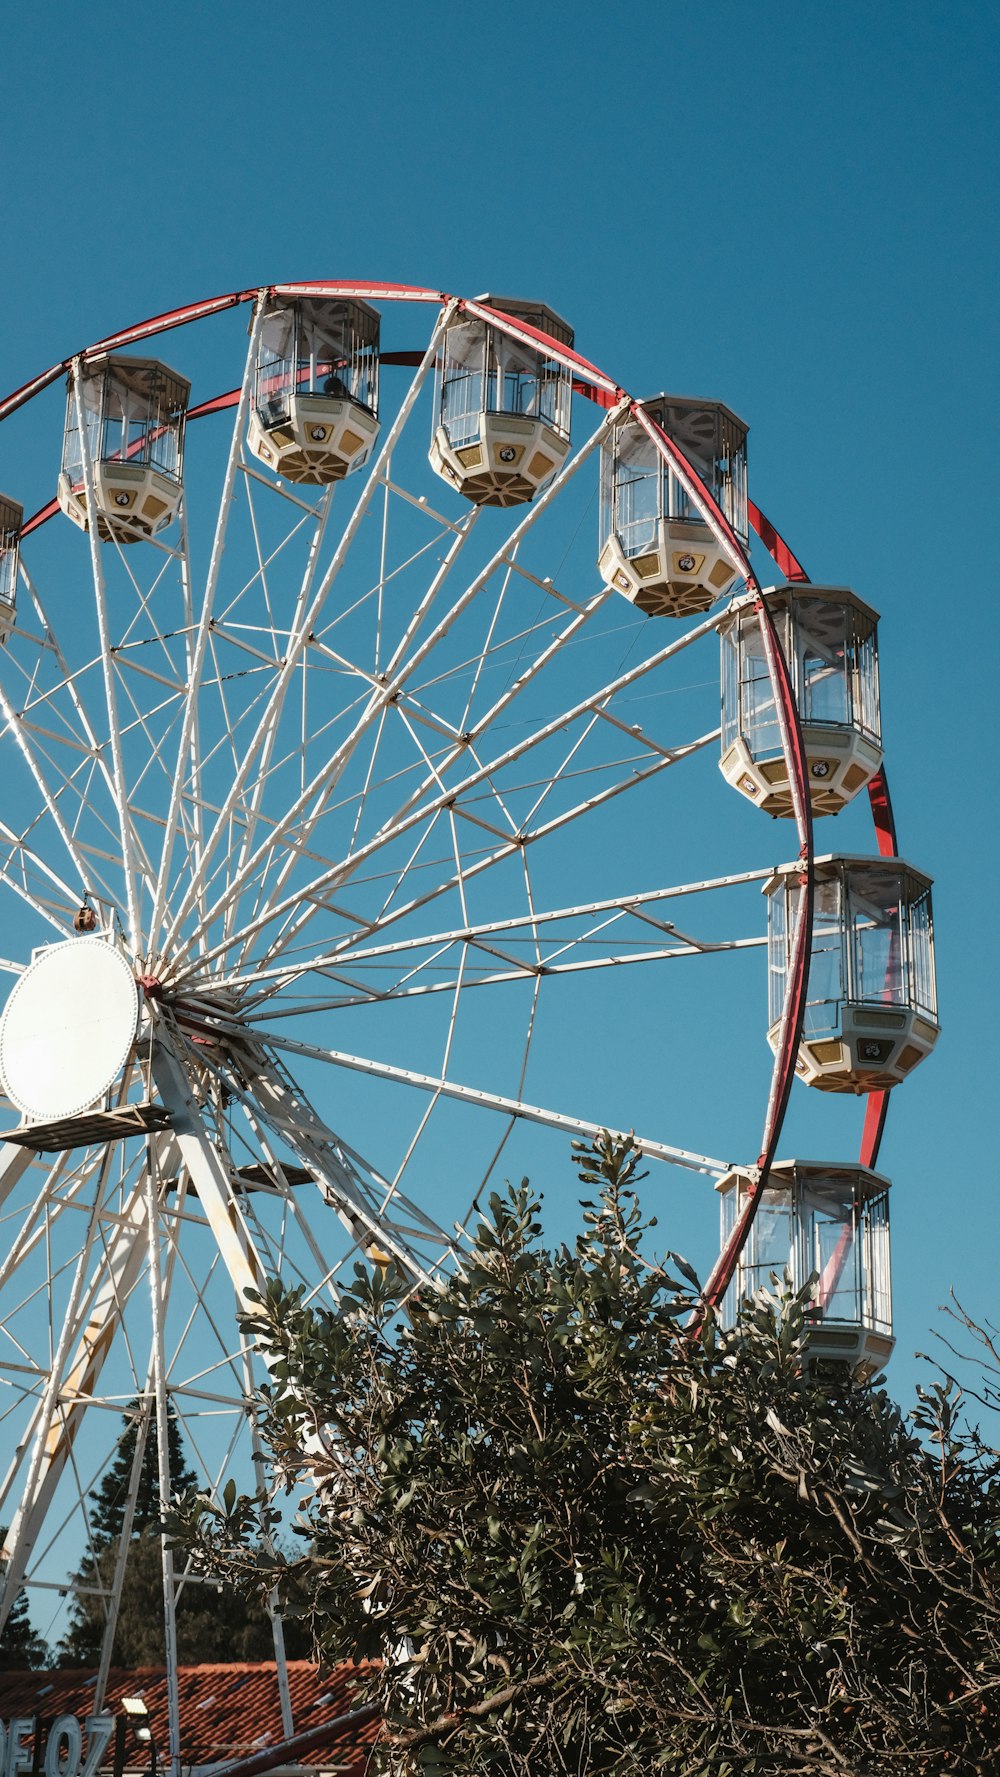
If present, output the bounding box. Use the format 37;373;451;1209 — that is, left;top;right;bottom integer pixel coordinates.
44;1718;82;1777
0;1717;114;1777
4;1719;34;1777
79;1720;113;1777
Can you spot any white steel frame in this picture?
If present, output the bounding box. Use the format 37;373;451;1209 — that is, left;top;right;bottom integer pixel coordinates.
0;288;783;1771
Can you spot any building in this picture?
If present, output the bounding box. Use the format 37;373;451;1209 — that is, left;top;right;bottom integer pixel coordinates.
0;1662;378;1777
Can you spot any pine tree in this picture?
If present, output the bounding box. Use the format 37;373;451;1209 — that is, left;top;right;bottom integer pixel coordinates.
86;1400;196;1543
0;1528;49;1669
59;1402;307;1666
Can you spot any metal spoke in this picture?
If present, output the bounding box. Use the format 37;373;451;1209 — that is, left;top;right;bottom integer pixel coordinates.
72;362;147;952
246;1026;729;1178
169;596;720;986
149;299;268;951
167;410;610;976
161;306;453;958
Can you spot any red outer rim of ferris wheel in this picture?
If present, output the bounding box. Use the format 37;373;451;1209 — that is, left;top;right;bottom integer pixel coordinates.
0;282;624;427
730;527;900;1181
623;413;816;1316
0;281;847;1299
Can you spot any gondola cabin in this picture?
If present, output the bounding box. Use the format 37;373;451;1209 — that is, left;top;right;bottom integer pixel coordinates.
720;584;882;815
716;1159;894;1375
58;356;189;542
765;854;938;1092
0;494;21;642
599;395;748;617
430;297;573;507
247;296;381;484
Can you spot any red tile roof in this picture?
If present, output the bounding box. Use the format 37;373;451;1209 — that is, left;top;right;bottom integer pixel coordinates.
0;1663;378;1775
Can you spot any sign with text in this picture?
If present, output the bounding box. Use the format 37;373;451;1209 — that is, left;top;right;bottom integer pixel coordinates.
0;1716;116;1777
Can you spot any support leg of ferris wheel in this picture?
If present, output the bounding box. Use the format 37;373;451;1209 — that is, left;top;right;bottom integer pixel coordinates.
0;1046;271;1640
0;1078;285;1755
149;1036;268;1306
146;1136;182;1777
88;1144;202;1713
90;1151;192;1713
0;1161;151;1630
238;1330;295;1743
93;1385;155;1713
0;1138;34;1210
146;1035;305;1768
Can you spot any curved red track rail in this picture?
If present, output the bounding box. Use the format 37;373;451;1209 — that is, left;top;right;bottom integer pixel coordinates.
747;500;809;584
745;520;899;1179
0;282;624;428
624;409;816;1314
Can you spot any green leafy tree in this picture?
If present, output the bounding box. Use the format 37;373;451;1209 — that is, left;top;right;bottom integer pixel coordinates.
60;1402;307;1666
167;1136;1000;1774
0;1529;49;1669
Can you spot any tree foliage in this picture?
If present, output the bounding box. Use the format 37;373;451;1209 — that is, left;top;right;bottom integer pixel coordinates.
167;1136;1000;1774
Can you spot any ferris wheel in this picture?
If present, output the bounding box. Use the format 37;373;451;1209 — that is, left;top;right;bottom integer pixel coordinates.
0;285;937;1746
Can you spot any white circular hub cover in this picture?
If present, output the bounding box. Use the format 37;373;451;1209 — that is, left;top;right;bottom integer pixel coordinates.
0;939;140;1121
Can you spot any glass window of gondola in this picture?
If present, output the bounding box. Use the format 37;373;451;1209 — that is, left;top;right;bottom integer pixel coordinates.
0;494;22;621
723;589;880;760
767;868;852;1039
796;593;879;738
846;862;936;1018
719;1162;891;1338
721;603;775;756
439;315;488;450
658;397;748;539
486;323;572;437
254;298;380;430
62;358;189;486
767;857;937;1032
599;418;660;563
438;299;573;450
602;396;748;560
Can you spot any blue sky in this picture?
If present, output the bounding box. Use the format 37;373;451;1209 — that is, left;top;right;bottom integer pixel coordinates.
0;0;996;1421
